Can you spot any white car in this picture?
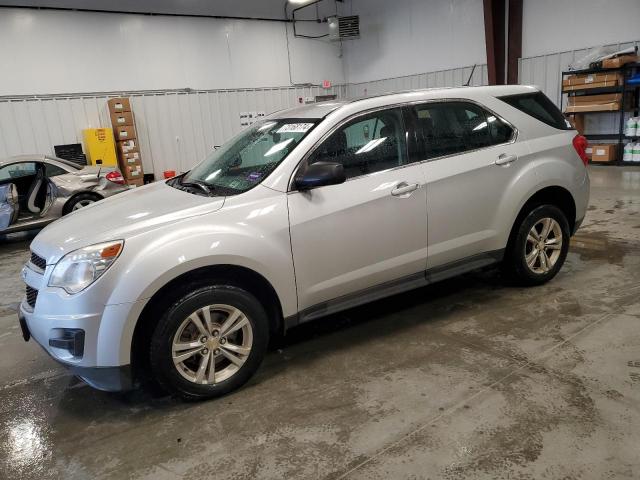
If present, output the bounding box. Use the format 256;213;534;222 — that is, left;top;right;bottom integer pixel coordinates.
19;85;590;399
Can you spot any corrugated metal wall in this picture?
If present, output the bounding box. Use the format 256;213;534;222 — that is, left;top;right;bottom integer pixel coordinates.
346;64;488;98
0;85;347;175
519;40;640;134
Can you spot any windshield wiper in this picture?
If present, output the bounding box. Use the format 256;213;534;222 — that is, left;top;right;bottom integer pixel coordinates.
180;178;216;195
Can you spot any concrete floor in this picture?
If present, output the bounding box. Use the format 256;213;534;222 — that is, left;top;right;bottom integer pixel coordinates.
1;165;639;479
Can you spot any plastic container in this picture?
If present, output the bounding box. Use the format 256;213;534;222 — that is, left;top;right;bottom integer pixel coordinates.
164;170;177;179
623;142;634;162
633;143;640;162
625;117;638;137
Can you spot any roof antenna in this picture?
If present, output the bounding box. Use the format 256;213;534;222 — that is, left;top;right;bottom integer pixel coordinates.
464;64;477;86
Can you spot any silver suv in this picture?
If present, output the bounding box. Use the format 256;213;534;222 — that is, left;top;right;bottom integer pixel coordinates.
19;86;590;399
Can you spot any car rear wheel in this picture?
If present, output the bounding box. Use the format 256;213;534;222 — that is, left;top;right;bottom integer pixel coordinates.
503;205;570;286
149;285;269;400
63;193;101;214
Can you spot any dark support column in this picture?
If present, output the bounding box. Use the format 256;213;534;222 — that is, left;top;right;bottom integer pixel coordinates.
483;0;506;85
507;0;523;84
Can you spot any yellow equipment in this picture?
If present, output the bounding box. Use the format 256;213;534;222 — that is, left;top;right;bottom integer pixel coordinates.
82;128;118;166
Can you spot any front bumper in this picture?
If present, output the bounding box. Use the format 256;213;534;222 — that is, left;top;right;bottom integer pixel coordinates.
18;306;134;391
70;364;133;392
19;260;140;392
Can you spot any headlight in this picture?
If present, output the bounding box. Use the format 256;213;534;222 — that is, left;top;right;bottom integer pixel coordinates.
49;240;124;294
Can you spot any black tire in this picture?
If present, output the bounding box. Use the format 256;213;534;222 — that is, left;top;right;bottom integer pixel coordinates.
503;204;570;286
63;193;101;215
149;285;269;400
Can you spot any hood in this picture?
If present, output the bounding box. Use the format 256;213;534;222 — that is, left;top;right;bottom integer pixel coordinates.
31;181;225;263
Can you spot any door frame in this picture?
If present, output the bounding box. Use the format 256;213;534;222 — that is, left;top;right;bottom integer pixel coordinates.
287;102;415;192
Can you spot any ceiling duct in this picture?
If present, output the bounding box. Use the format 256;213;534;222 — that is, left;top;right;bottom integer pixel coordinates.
328;15;360;41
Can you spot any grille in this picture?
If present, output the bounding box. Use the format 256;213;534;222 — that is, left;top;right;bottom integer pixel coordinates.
329;15;360;41
26;286;38;308
30;251;47;270
338;16;360;39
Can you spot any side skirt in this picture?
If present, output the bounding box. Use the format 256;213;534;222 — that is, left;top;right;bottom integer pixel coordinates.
284;249;504;330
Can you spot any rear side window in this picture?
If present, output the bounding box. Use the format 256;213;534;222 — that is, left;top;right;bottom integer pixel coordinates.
45;163;68;177
499;92;572;130
408;102;514;159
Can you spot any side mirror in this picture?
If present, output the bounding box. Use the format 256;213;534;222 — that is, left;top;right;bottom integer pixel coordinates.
295;161;346;191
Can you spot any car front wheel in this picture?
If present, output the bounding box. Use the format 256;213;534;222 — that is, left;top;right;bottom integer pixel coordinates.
504;204;570;286
149;285;269;400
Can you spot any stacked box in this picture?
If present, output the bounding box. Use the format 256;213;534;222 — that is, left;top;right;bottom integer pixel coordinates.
564;93;622;113
108;97;144;186
602;54;639;69
562;72;622;92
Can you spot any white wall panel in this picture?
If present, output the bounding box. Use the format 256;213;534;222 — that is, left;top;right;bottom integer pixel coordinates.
523;0;640;58
0;85;347;176
342;0;487;84
0;8;345;96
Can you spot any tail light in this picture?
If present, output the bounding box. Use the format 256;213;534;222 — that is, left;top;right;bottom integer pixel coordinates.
572;134;589;166
105;171;126;185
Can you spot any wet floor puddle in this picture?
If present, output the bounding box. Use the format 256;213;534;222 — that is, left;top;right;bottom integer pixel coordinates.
570;232;637;266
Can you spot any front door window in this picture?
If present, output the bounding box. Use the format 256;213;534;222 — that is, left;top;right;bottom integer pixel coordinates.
307;108;408;179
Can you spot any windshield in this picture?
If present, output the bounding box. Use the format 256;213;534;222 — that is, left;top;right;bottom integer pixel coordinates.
180;118;319;195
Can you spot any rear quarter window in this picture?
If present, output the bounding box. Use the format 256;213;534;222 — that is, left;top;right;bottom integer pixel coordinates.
498;92;572;130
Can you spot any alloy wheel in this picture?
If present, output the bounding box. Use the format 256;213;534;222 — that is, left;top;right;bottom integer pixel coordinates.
72;199;95;210
171;304;253;385
524;217;563;274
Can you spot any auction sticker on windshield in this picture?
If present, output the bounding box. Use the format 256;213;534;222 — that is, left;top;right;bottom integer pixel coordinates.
277;123;315;133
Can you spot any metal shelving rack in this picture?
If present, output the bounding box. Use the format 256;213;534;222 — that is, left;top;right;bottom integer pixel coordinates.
560;62;640;166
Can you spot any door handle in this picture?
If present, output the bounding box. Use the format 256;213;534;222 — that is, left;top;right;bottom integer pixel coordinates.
391;182;420;197
495;153;518;166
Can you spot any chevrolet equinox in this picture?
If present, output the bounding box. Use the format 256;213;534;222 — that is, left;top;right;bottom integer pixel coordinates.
19;86;590;399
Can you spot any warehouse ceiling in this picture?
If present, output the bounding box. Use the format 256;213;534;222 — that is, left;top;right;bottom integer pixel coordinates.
0;0;313;19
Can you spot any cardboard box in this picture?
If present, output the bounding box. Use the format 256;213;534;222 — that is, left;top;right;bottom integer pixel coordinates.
114;125;136;141
566;93;623;113
107;97;131;113
563;80;619;91
127;178;145;188
122;162;144;179
564;101;621;113
602;54;639;69
568;93;622;105
117;139;138;155
568;114;585;135
590;144;617;162
110;111;134;127
82;128;118;166
562;72;622;87
119;151;140;163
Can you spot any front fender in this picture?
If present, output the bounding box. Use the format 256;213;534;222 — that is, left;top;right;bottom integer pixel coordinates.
96;188;295;365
